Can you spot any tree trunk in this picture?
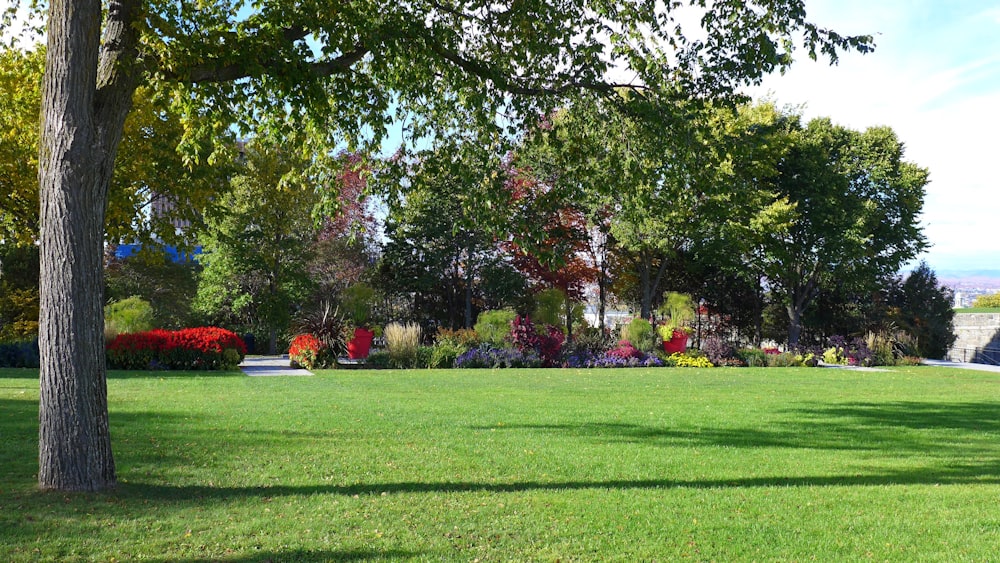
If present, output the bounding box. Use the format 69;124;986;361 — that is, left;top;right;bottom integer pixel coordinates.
564;291;573;342
597;270;607;333
786;303;803;348
638;254;652;320
464;257;473;329
37;0;141;492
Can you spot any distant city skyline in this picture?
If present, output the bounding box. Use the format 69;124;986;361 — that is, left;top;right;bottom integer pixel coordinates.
744;0;1000;274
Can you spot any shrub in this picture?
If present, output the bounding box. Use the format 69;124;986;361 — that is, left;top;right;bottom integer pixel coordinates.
767;352;804;367
288;333;322;369
865;330;897;367
510;315;564;367
737;348;767;368
429;341;464;369
568;326;614;357
622;318;658;353
454;344;541;369
823;335;874;367
435;328;479;348
474;309;516;346
160;327;247;370
104;296;155;339
0;286;39;341
366;350;391;369
106;329;169;370
702;337;736;365
972;292;1000;308
385;322;422;368
0;339;40;368
415;345;434;369
822;346;846;365
669;352;714;368
106;327;246;370
292;302;350;363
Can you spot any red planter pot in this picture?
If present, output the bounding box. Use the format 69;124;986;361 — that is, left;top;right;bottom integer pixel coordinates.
347;327;375;359
662;331;689;354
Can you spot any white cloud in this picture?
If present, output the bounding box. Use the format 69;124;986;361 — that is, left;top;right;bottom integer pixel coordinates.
742;0;1000;272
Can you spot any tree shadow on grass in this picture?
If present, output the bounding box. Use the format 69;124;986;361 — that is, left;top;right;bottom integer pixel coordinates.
163;548;424;562
117;453;1000;503
473;401;1000;454
0;367;39;379
106;369;247;379
0;368;247;380
789;401;1000;433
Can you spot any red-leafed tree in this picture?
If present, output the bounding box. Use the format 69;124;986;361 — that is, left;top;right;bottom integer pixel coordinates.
504;172;598;340
309;152;380;301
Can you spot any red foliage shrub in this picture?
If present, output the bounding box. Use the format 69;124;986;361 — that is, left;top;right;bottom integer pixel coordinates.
607;339;641;360
510;315;565;367
106;327;246;370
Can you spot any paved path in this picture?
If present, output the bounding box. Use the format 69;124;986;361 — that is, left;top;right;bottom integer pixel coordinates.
239;355;313;376
922;359;1000;373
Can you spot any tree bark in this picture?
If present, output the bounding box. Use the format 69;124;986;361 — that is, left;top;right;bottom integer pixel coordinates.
786;303;803;348
464;251;473;329
37;0;141;492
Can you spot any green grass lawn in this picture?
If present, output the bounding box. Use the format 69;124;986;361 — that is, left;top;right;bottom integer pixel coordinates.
955;308;1000;314
3;365;1000;561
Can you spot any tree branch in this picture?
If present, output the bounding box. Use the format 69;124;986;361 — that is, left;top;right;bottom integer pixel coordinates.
167;39;369;84
422;39;642;97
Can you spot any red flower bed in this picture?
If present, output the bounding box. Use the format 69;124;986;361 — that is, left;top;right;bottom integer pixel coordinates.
288;333;322;369
106;327;246;370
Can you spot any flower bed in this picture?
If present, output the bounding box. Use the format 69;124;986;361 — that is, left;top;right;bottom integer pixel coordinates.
106;327;246;370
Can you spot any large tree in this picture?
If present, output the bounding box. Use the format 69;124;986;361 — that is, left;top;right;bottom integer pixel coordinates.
760;117;928;346
194;141;320;354
516;92;719;320
376;142;527;329
14;0;871;491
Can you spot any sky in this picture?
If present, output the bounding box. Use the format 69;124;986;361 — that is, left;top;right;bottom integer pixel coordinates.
742;0;1000;274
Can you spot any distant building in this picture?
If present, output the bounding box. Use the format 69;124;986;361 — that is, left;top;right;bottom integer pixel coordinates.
149;194;192;234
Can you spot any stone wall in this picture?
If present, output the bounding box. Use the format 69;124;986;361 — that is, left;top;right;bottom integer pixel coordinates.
948;313;1000;363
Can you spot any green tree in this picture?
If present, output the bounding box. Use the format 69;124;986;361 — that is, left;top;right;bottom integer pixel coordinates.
194;141;319;354
104;247;200;329
376;144;528;328
516;92;727;320
890;262;956;359
760;118;928;346
0;47;43;243
0;244;40;341
15;0;872;491
972;293;1000;309
0;46;230;247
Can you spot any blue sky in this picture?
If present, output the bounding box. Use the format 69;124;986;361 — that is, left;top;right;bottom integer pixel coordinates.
744;0;1000;273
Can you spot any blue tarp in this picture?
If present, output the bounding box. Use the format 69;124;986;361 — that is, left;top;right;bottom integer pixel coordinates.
114;243;202;263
